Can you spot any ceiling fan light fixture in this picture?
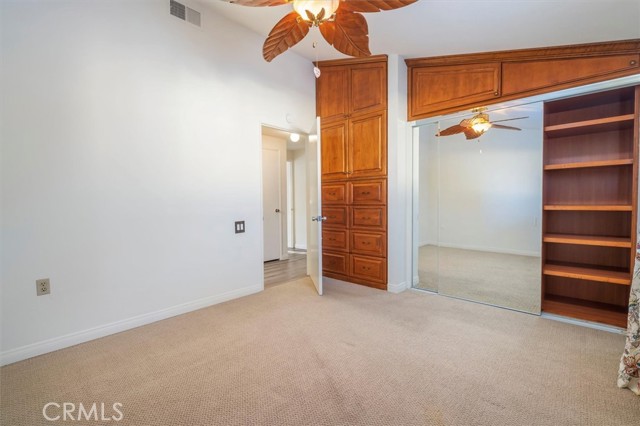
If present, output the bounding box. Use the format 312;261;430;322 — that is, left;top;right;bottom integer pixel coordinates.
471;121;491;133
292;0;339;25
470;113;492;133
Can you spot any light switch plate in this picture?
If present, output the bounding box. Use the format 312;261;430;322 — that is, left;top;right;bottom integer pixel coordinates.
235;221;245;234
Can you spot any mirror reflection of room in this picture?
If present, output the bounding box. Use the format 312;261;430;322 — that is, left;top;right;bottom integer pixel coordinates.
415;103;543;314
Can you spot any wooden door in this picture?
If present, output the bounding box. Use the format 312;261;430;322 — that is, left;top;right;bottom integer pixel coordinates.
321;120;349;180
349;111;387;178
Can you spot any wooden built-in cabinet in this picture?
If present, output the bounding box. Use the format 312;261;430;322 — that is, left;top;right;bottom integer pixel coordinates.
317;56;388;290
541;86;639;328
406;39;640;120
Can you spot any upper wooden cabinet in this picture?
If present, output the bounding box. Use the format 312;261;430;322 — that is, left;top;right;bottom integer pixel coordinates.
410;63;501;118
316;56;387;121
406;39;640;120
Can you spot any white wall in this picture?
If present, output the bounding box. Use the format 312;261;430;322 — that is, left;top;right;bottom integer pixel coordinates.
0;0;315;364
386;54;412;293
418;104;543;256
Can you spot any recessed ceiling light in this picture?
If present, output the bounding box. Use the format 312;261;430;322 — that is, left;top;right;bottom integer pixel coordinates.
289;133;300;143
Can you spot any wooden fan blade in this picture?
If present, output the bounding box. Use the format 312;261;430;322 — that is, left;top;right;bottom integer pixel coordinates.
436;125;466;137
491;124;522;131
490;116;529;123
321;11;370;57
340;0;417;13
263;11;310;62
464;128;483;140
228;0;289;6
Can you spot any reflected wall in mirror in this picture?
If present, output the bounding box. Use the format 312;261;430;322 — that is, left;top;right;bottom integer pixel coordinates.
414;103;544;314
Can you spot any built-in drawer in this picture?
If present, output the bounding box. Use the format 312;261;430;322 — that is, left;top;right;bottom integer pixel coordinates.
350;255;386;284
350;179;386;204
322;182;347;204
323;228;349;252
323;251;349;275
323;206;349;228
350;231;386;257
351;206;386;231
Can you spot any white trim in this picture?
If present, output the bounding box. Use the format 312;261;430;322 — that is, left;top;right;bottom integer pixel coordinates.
387;281;409;294
413;275;420;286
0;284;262;366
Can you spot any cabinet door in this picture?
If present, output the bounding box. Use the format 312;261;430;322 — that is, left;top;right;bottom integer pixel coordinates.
323;228;349;252
322;206;349;228
350;62;387;116
349;111;387;178
351;206;386;231
350;255;387;284
350;179;386;204
316;66;350;122
323;251;349;276
322;182;348;204
351;231;386;257
409;62;501;119
321;120;349;180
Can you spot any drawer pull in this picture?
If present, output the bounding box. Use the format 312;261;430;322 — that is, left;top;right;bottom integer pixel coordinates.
362;191;371;195
363;242;371;245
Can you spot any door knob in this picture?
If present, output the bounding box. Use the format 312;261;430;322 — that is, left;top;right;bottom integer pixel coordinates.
312;216;327;222
275;209;280;213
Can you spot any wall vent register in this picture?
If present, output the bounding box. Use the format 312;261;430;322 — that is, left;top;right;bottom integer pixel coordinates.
170;0;201;27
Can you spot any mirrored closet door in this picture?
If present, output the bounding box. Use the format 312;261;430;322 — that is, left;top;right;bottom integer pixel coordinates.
413;103;543;314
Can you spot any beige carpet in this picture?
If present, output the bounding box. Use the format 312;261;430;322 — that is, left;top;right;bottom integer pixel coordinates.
1;277;638;426
417;245;541;314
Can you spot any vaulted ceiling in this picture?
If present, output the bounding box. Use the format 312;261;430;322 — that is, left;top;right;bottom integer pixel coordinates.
206;0;640;62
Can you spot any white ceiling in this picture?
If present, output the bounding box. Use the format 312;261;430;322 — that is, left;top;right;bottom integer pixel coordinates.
205;0;640;63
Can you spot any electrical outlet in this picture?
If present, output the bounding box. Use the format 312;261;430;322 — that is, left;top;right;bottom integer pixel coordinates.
36;278;50;296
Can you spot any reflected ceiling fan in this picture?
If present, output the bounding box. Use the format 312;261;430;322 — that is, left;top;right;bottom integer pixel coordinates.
436;108;529;140
225;0;417;62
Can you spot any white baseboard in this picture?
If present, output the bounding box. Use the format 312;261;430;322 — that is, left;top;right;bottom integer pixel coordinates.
387;281;409;294
0;284;263;367
413;275;419;286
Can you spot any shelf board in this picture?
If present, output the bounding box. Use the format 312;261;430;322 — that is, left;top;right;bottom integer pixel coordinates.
544;204;632;211
543;233;632;248
543;263;630;285
544;158;634;170
542;295;628;328
544;114;635;137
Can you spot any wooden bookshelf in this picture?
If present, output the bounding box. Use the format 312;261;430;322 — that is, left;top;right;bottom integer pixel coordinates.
541;85;638;327
544;205;632;211
542;295;629;328
544;114;634;137
543;233;632;248
543;263;630;285
544;158;633;170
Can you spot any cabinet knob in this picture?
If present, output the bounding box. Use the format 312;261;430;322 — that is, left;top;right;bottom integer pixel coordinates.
631;60;638;66
494;91;499;96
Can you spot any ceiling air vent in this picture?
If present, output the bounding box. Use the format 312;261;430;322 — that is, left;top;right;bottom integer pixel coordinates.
170;0;201;27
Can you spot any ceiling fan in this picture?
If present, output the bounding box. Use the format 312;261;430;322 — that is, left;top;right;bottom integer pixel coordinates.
436;108;529;140
225;0;417;62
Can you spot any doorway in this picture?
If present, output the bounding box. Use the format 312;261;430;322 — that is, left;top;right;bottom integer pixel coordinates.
262;125;309;286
